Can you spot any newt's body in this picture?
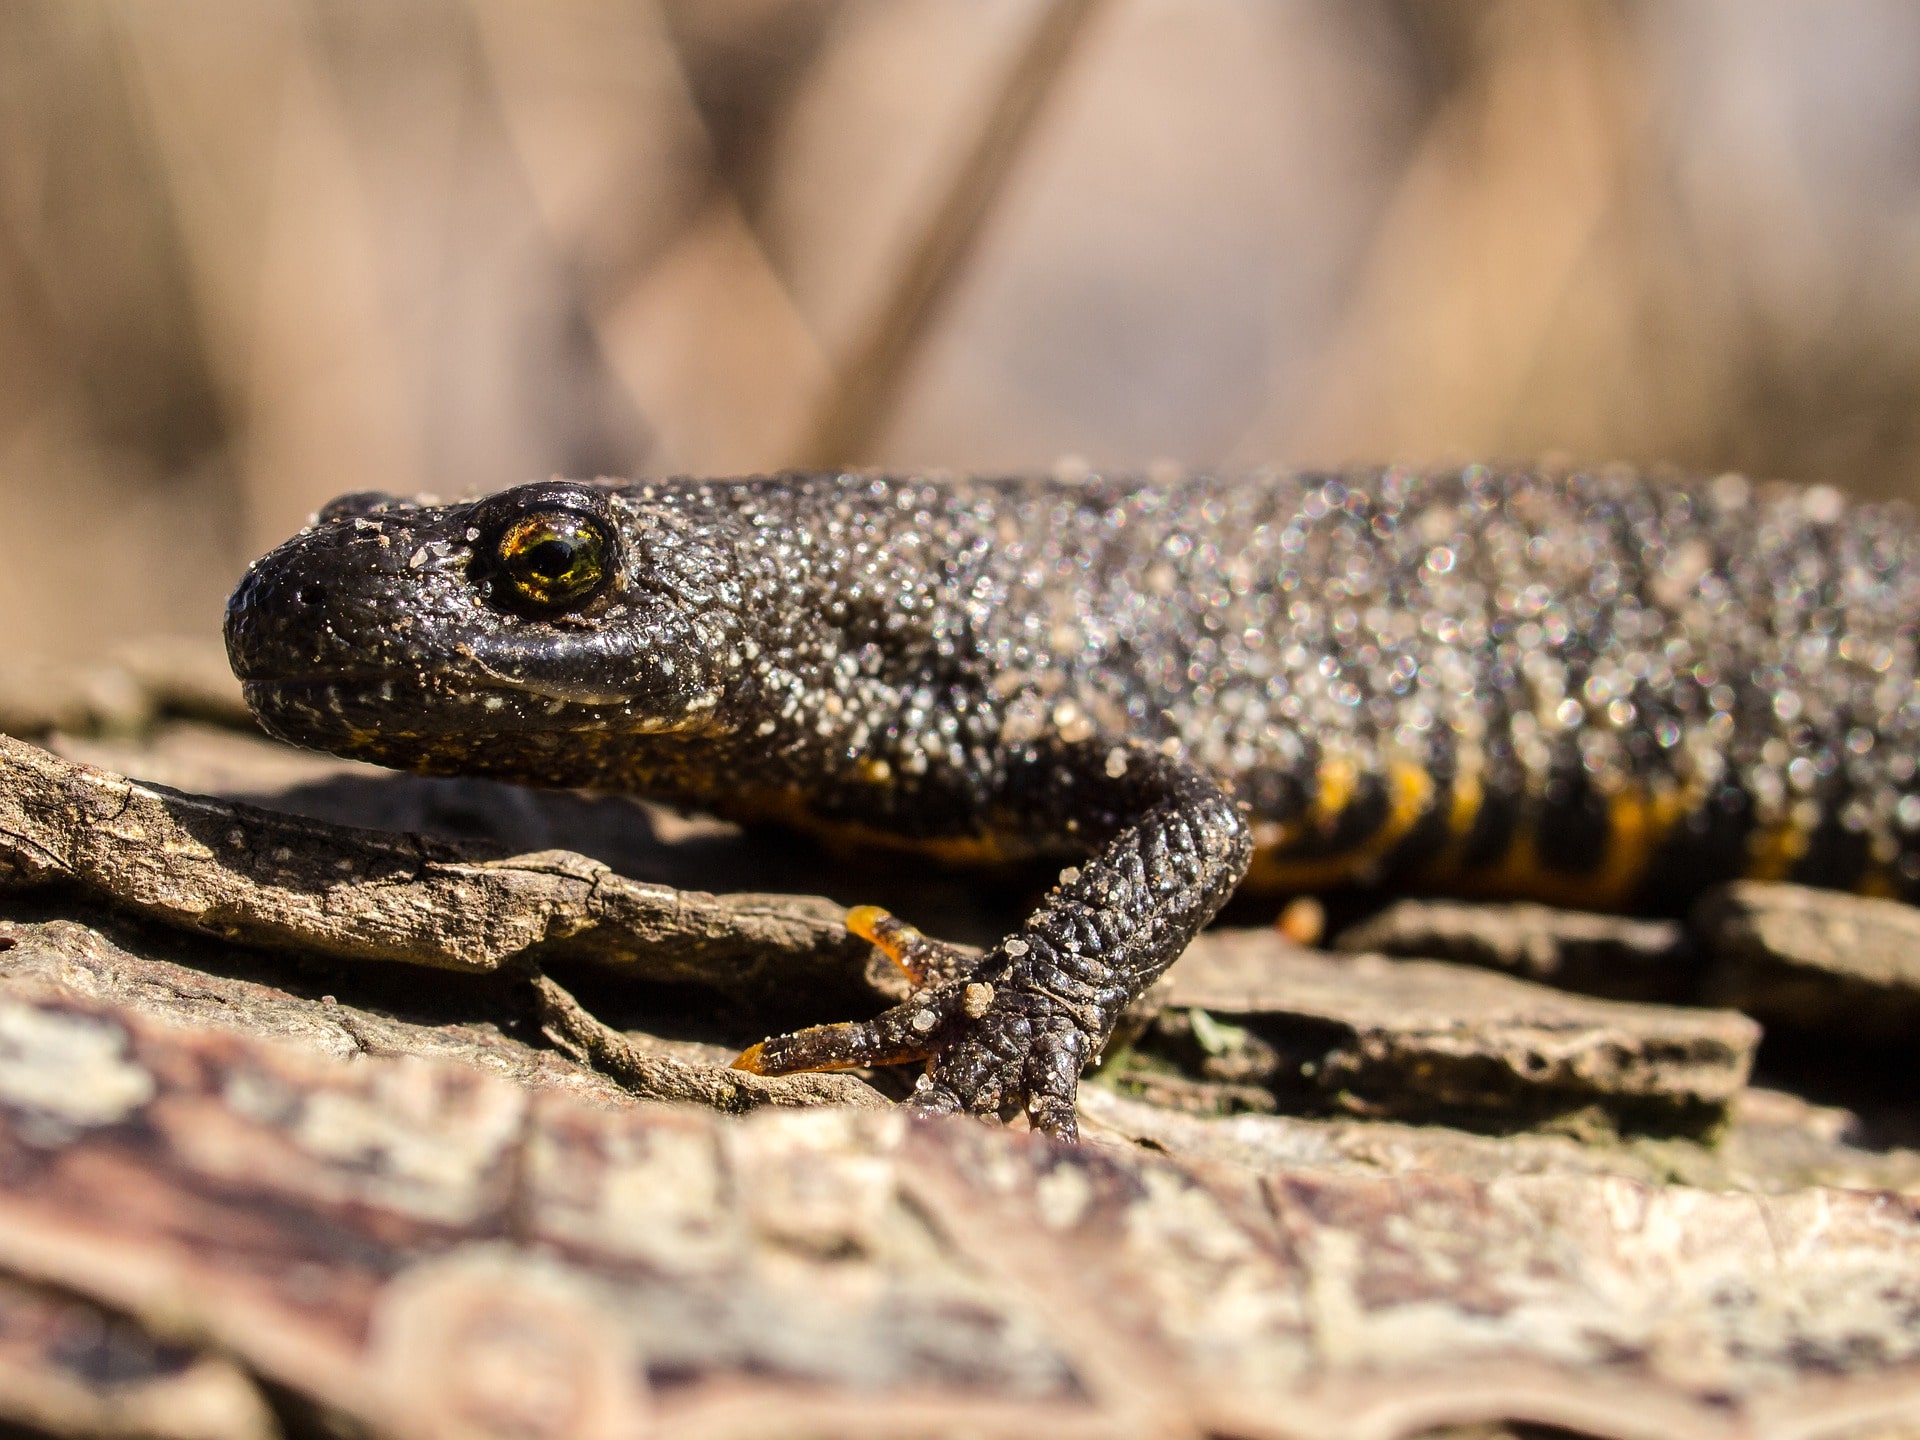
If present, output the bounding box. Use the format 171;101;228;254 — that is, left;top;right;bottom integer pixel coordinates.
226;466;1920;1137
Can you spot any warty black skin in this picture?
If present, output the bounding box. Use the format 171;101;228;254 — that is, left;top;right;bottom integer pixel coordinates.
226;465;1920;1139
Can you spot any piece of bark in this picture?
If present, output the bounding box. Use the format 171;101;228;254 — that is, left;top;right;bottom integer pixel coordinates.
7;985;1920;1440
1081;1082;1920;1198
18;891;1910;1199
531;972;887;1114
1714;1086;1920;1196
1336;898;1697;1002
1144;929;1758;1134
0;1271;275;1440
51;723;384;807
0;913;638;1107
53;723;798;897
52;720;1022;956
1080;1083;1692;1185
0;912;884;1119
0;732;887;1010
1695;880;1920;1039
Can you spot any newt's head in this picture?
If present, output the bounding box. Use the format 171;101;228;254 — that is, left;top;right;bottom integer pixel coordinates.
225;479;740;784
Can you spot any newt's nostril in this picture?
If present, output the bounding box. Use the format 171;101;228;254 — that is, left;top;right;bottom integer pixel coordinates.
296;583;327;606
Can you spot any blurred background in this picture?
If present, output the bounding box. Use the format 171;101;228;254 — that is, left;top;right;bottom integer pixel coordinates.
5;0;1920;660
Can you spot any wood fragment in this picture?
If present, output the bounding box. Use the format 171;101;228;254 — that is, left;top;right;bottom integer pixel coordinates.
1140;928;1757;1133
1696;880;1920;1039
1337;897;1696;1002
4;983;1920;1440
0;733;884;1009
530;971;886;1113
0;1271;275;1440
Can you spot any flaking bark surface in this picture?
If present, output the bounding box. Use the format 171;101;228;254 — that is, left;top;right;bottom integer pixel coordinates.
1136;930;1757;1136
2;722;1920;1438
0;731;884;1009
3;984;1920;1440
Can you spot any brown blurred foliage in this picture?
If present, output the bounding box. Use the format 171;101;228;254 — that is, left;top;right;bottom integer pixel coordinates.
3;0;1919;655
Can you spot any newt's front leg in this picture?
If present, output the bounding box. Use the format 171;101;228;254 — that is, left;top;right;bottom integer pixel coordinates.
733;742;1253;1140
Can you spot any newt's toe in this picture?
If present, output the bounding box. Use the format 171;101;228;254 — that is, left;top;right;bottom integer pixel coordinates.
733;993;966;1079
844;904;894;947
1025;1094;1079;1140
846;904;976;987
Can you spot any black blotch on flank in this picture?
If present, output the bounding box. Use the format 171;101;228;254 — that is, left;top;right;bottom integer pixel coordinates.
1461;787;1519;870
1535;764;1611;875
1302;772;1392;859
1237;764;1313;834
1635;780;1753;914
1789;802;1870;891
1381;798;1455;881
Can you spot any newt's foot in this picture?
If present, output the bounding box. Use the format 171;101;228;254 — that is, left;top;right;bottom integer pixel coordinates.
731;908;1091;1141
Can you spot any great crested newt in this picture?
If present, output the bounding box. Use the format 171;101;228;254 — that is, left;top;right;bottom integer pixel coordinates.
224;465;1920;1138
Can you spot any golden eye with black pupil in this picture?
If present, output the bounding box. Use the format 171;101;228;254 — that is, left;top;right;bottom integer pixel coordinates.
494;511;610;610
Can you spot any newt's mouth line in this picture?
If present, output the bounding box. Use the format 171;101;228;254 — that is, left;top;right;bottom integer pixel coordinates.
239;675;720;731
239;674;625;708
242;658;649;708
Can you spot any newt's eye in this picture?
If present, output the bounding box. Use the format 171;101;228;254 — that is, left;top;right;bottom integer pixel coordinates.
494;510;611;611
